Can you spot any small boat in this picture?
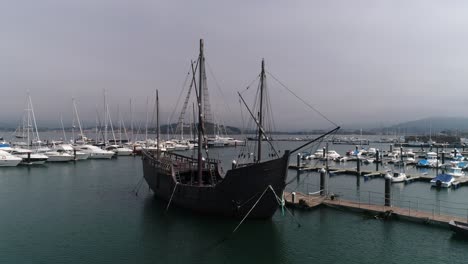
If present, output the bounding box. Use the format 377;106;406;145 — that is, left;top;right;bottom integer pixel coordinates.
301;152;316;160
105;145;133;156
0;150;22;167
449;220;468;236
319;150;341;160
445;165;465;177
387;172;407;183
417;152;439;168
12;148;48;165
44;151;75;162
55;144;89;160
74;145;114;159
430;174;454;188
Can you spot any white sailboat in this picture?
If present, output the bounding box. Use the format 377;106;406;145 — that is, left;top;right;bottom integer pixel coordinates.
13;94;49;165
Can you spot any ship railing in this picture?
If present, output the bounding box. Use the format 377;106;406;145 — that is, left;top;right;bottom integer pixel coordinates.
142;148;220;173
163;152;221;166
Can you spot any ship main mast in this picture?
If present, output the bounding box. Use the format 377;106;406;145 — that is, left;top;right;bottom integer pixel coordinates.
197;39;204;185
257;59;265;162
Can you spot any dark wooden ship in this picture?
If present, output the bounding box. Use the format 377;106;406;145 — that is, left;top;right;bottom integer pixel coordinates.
142;39;338;219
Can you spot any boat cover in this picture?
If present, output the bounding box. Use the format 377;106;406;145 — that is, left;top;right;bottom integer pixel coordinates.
433;174;453;182
418;160;429;166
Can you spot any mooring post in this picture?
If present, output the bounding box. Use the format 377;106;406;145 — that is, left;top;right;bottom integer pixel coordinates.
390;144;393;153
73;149;77;161
356;156;361;186
400;147;403;163
376;149;380;171
441;151;445;165
232;160;237;169
384;173;391;207
322;147;326;161
292;192;296;204
320;168;326;196
325;143;329;171
27;153;31;164
297;153;301;167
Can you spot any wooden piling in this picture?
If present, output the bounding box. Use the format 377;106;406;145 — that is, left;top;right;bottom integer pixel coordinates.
384;174;391;207
356;156;361;186
320;168;326;196
400;147;404;163
376;149;380;171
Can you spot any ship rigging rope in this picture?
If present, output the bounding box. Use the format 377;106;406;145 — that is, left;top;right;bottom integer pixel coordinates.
166;182;179;212
167;64;193;134
266;71;339;127
268;186;302;227
232;185;301;233
232;185;271;233
206;61;234;117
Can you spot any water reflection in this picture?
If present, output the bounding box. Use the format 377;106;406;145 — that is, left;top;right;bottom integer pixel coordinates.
141;196;286;264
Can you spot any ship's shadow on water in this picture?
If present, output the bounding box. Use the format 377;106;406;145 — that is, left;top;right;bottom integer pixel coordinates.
140;196;287;264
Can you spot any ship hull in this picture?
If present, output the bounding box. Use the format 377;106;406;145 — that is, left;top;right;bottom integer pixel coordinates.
142;151;290;219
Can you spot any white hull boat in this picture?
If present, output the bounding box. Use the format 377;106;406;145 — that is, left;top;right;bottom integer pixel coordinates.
74;145;114;159
45;151;74;162
0;150;22;167
431;174;454;188
388;172;407;183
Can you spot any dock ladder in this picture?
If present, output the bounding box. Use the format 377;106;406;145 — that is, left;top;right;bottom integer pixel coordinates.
175;171;182;183
209;168;217;185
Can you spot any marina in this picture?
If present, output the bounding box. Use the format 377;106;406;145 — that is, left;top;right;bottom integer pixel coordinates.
1;147;468;263
4;1;468;262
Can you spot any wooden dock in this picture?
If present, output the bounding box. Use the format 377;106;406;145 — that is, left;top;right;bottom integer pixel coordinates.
283;191;468;227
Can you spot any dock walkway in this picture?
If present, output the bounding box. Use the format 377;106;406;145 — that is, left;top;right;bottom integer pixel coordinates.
284;191;467;226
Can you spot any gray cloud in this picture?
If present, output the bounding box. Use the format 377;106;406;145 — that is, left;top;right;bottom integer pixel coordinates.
1;0;468;131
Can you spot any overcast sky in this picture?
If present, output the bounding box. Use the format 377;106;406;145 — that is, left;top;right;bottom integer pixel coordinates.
1;0;468;130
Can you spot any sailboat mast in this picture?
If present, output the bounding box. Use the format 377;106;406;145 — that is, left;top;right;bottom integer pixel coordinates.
104;90;108;145
197;39;204;185
73;99;84;142
257;59;265;162
29;95;41;147
130;98;133;142
60;115;67;142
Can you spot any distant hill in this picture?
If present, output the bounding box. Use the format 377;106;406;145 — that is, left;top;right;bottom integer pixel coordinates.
159;122;241;135
376;117;468;134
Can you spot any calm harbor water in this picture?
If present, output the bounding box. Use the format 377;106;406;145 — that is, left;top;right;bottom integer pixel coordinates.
0;138;468;263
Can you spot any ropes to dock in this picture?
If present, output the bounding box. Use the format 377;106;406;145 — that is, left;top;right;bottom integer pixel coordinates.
166;182;179;212
232;185;270;233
